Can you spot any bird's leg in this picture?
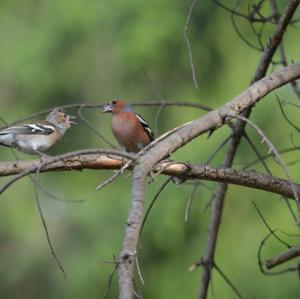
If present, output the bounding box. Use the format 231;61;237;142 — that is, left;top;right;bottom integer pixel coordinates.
35;150;51;171
36;149;51;158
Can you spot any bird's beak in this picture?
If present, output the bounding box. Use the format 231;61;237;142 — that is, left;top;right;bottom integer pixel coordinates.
68;115;77;125
102;103;113;113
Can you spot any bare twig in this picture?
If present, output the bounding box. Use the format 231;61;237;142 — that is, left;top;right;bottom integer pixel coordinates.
277;96;300;133
266;246;300;269
102;258;119;299
0;101;212;131
243;132;272;175
258;231;299;275
235;114;300;218
135;254;145;285
214;263;246;299
32;177;68;283
35;180;85;203
154;102;166;136
252;201;291;248
205;135;232;164
211;0;274;23
231;8;263;51
184;0;199;89
185;182;199;222
243;146;300;169
78;106;116;148
140;66;164;101
140;178;172;235
140;66;166;135
10;150;69;283
0;103;102;130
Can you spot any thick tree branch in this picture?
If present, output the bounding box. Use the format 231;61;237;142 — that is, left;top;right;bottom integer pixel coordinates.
0;149;135;195
118;64;300;299
1;156;300;200
118;165;147;299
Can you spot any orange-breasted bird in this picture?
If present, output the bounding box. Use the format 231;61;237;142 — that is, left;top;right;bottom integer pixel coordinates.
102;99;154;153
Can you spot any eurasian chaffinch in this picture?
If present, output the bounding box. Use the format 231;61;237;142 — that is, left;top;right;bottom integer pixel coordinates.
0;108;76;155
102;99;154;153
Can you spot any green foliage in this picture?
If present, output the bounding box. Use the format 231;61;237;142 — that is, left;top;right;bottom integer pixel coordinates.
0;1;299;298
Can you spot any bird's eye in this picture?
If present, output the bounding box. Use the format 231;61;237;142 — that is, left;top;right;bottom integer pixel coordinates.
111;100;117;105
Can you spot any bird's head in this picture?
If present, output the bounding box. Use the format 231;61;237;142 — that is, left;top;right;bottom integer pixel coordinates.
46;108;76;134
102;99;133;114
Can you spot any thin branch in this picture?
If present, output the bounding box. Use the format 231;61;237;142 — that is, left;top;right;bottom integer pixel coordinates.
32;177;68;283
140;66;166;135
0;103;102;130
35;180;85;203
266;246;300;269
154;102;166;136
205;135;232;164
211;0;273;23
231;9;263;52
214;263;246;299
243;146;300;169
78;106;116;148
258;231;299;275
243;132;272;175
134;101;212;111
235;114;300;218
277;96;300;133
185;182;199;222
95;159;134;191
0;101;212;131
102;258;119;299
135;254;145;285
252;201;291;248
140;178;172;235
184;0;199;89
140;66;165;102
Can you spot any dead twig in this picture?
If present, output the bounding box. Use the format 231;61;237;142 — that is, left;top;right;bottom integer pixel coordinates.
184;0;199;89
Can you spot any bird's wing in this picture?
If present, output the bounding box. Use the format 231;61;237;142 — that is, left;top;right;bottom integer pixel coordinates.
135;113;155;141
0;123;55;135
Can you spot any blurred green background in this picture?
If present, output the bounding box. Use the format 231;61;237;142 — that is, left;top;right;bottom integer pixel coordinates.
0;0;299;298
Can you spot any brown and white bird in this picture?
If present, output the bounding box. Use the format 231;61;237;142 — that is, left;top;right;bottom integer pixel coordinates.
102;99;154;153
0;108;75;155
